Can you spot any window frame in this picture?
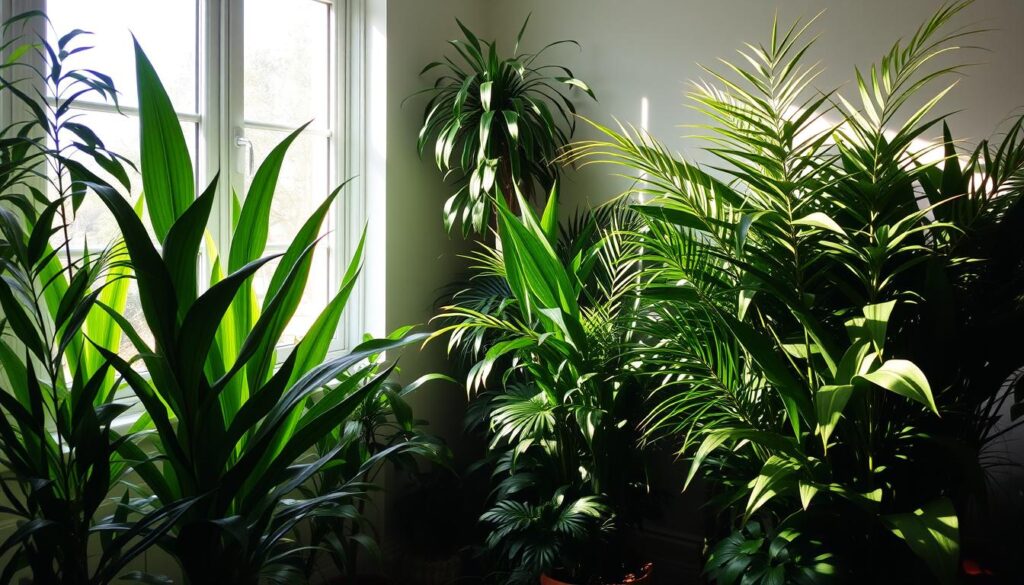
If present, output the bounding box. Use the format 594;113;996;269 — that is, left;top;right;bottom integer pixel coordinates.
1;0;377;355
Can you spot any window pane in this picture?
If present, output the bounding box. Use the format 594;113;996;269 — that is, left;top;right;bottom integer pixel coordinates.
47;0;198;112
244;0;330;126
119;281;154;358
246;128;330;247
54;111;198;249
247;127;333;344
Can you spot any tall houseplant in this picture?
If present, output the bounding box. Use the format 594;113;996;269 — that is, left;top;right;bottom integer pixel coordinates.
567;1;1023;582
433;190;655;584
413;18;594;236
75;40;433;585
0;13;186;583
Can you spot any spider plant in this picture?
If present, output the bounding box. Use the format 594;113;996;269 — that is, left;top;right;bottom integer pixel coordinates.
565;1;1020;582
0;12;185;583
411;17;595;236
432;189;654;584
82;40;427;585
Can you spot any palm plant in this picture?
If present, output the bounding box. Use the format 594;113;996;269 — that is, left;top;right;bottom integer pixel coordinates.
0;13;185;583
432;190;654;583
565;1;1020;582
80;40;429;585
412;17;594;236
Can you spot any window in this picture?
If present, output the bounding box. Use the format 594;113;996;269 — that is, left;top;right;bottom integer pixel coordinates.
25;0;357;351
243;0;335;343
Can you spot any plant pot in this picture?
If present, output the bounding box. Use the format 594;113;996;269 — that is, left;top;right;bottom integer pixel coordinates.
540;562;653;585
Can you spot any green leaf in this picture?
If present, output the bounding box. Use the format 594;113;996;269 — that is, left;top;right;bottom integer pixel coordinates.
685;431;732;490
798;481;818;510
884;498;959;585
556;76;596;100
744;455;800;522
246;183;348;385
478;110;495;159
163;175;219;311
856;359;938;414
793;211;846;236
494;189;579;322
633;204;710;233
289;228;366;384
89;179;179;354
229;123;310;272
135;37;194;243
540;180;559;244
480;80;493;112
815;384;854;451
719;311;811;437
503;110;520;143
861;300;896;352
940;122;964;197
685;428;801;490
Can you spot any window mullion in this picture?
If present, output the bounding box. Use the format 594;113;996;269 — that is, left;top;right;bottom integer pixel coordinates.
205;0;243;265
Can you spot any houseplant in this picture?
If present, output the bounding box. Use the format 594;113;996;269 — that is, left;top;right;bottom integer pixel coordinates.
0;13;185;583
566;1;1023;582
433;189;656;584
412;17;594;236
73;39;435;585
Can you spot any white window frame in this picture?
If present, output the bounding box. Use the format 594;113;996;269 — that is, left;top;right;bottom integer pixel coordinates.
1;0;383;353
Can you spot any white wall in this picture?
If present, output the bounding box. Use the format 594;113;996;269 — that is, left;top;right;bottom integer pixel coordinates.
385;0;490;453
485;0;1024;209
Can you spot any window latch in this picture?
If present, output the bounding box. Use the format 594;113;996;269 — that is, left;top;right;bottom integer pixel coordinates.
235;135;255;176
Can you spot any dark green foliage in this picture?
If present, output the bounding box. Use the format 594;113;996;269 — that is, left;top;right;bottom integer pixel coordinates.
565;1;1024;582
704;519;834;585
1;14;439;583
433;191;655;583
81;41;435;585
0;12;180;583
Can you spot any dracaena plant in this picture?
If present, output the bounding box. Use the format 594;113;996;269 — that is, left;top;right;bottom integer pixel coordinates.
0;12;186;584
412;17;595;236
77;40;428;585
432;188;655;584
566;1;1022;582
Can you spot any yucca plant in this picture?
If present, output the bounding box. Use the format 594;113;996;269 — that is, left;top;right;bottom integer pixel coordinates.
565;1;1022;582
77;40;428;585
432;189;654;583
0;13;186;583
412;17;594;236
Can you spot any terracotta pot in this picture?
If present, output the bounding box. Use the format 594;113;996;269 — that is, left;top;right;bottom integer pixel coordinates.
540;562;653;585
